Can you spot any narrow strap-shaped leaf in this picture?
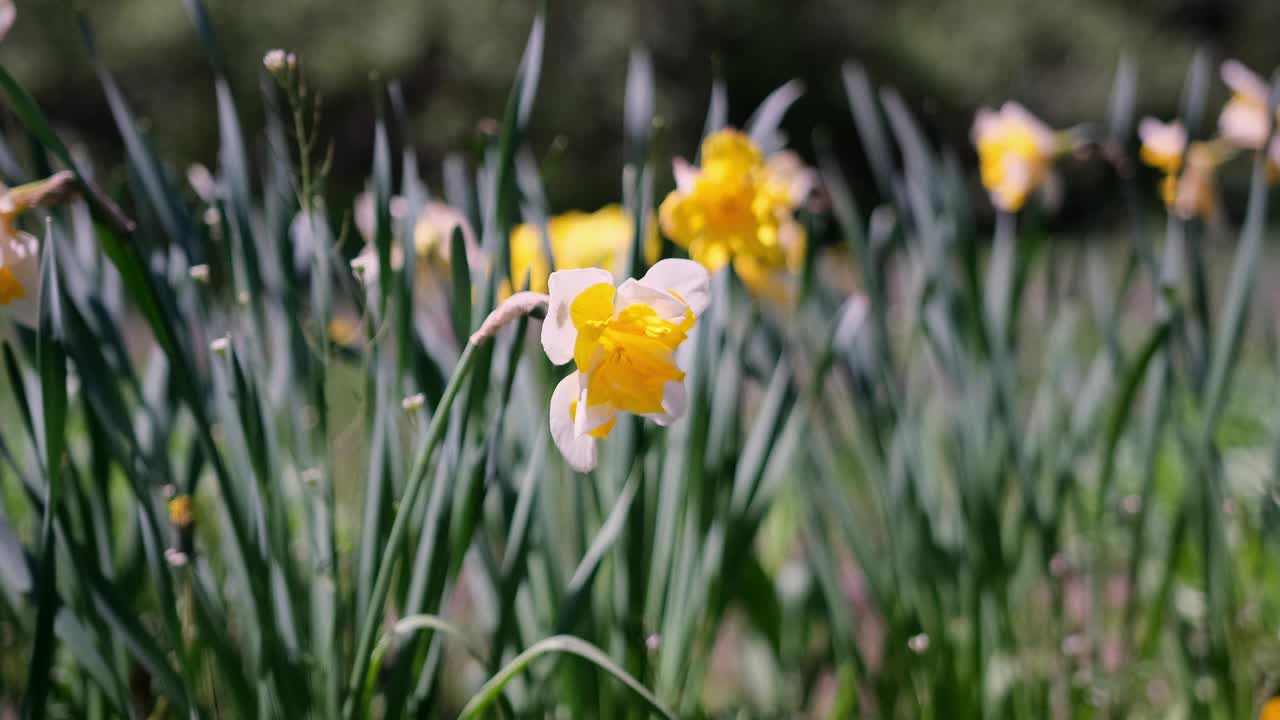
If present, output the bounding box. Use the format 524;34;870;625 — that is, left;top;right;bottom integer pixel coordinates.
555;475;638;634
745;79;803;154
21;224;67;720
457;635;676;720
0;65;134;233
343;342;482;717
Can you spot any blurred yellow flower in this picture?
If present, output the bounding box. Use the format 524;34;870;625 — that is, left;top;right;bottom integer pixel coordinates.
508;204;658;294
1138;117;1186;176
1138;117;1188;208
1261;697;1280;720
168;495;193;530
1218;60;1273;151
658;128;812;300
327;314;362;347
540;260;710;472
971;102;1061;213
1169;142;1221;220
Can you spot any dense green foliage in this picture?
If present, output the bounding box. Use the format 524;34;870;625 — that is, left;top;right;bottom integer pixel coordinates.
2;3;1280;719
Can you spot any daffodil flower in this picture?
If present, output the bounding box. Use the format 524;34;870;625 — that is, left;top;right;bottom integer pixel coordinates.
1218;60;1273;151
508;204;658;294
350;194;480;280
658;128;812;301
541;258;710;472
1138;117;1186;176
971;102;1062;213
1138;117;1188;208
0;171;75;328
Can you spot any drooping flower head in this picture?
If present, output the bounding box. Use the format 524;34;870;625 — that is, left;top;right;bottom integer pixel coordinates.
509;204;658;293
971;102;1062;213
541;259;710;472
1218;60;1272;151
658;129;812;300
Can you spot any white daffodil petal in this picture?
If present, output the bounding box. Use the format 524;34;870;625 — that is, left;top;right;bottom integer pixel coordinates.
542;267;614;365
641;380;688;426
550;372;597;473
1219;103;1268;150
615;278;688;321
637;258;710;317
672;157;699;194
0;232;40;328
573;378;617;437
1221;59;1267;101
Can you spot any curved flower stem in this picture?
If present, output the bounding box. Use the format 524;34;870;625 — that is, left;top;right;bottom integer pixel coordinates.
342;340;480;718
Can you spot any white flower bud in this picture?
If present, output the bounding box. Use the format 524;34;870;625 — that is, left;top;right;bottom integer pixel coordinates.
263;49;288;73
908;634;930;654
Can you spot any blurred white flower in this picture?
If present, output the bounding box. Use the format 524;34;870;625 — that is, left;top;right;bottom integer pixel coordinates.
1218;60;1272;150
0;0;15;44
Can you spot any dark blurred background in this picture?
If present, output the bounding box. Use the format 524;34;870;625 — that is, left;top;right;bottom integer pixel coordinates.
3;0;1276;217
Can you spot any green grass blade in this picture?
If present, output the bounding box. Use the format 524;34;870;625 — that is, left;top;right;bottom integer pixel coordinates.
451;226;473;344
556;474;638;634
20;225;67;720
745;79;803;153
343;341;482;717
457;635;676;720
0;65;134;233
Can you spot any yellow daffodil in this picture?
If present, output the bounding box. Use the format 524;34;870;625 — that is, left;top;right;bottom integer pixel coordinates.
0;171;75;327
1218;60;1273;151
1138;117;1187;207
508;204;658;294
658;128;812;301
1138;117;1186;176
1262;697;1280;720
971;102;1061;212
541;259;710;472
